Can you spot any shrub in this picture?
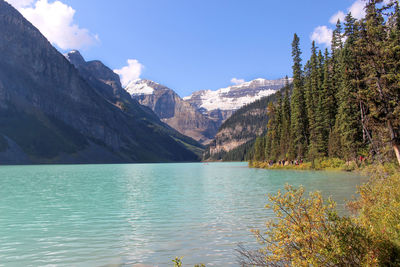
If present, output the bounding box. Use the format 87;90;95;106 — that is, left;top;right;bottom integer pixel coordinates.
340;161;358;172
348;165;400;265
172;257;183;267
172;257;205;267
238;184;397;266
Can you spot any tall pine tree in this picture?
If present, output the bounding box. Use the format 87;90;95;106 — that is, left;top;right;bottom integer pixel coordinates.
289;34;308;159
356;0;400;165
334;12;363;161
280;77;291;158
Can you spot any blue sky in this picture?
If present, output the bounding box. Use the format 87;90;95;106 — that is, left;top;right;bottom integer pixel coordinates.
8;0;364;96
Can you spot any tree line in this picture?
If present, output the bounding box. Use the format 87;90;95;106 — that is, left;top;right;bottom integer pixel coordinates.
253;0;400;166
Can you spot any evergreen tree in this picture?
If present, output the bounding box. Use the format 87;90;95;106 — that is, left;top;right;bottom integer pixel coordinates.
265;102;278;161
330;19;343;129
272;91;283;160
323;49;336;132
356;0;400;165
289;34;308;159
254;136;266;162
334;12;363;161
315;50;329;156
280;77;291;158
331;19;343;55
329;20;345;158
252;0;400;166
306;41;322;159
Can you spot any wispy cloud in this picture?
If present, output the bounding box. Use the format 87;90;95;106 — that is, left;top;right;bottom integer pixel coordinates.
311;26;333;47
231;78;245;85
5;0;34;8
329;0;372;25
6;0;98;51
330;11;345;24
348;0;366;20
114;59;144;87
312;0;374;47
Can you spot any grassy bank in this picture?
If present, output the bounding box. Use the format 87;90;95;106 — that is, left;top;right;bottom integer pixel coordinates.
250;157;366;172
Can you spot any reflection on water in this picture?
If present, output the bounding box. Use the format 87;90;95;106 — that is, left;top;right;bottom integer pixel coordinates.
0;163;366;266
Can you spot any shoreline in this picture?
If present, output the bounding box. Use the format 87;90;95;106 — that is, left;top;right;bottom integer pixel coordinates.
249;158;367;172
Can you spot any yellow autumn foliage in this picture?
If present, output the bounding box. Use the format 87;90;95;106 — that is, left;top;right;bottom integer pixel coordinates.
242;176;400;266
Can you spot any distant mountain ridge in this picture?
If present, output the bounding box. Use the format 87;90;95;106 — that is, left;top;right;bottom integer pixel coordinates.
125;78;290;144
0;0;201;164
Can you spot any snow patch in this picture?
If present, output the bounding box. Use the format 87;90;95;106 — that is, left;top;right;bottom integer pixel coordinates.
125;79;154;95
197;89;276;111
184;78;290;111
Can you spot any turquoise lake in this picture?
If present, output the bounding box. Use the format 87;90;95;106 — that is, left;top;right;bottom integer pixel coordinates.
0;162;367;266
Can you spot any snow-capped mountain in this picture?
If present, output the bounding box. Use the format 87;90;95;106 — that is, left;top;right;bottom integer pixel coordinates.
125;79;156;95
183;78;291;112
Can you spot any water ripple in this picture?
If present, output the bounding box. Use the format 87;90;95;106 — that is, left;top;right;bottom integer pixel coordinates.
0;162;366;266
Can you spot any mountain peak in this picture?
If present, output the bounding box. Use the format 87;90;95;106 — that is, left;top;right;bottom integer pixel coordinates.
65;50;86;67
125;79;163;96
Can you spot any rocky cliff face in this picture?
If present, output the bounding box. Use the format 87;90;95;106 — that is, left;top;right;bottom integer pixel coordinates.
126;79;219;144
0;0;200;164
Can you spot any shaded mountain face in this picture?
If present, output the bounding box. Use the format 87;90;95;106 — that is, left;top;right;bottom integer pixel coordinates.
65;50;204;156
184;78;290;123
0;1;200;164
126;79;219;144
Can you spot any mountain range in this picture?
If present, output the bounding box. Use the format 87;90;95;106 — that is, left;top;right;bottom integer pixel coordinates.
0;0;202;164
125;78;289;145
0;0;289;164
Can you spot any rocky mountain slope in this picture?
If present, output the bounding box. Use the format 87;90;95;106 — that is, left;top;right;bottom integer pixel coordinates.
0;0;200;164
126;79;219;144
184;78;290;123
204;83;290;161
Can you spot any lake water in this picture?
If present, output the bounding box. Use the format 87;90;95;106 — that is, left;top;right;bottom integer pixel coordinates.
0;162;366;267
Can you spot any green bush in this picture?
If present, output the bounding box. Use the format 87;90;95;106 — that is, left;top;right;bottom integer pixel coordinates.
340;161;358;172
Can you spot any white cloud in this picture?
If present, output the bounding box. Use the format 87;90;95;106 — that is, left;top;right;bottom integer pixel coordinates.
311;26;333;47
348;0;366;20
6;0;98;51
5;0;34;8
330;11;345;24
231;78;245;85
328;0;367;26
114;59;144;87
